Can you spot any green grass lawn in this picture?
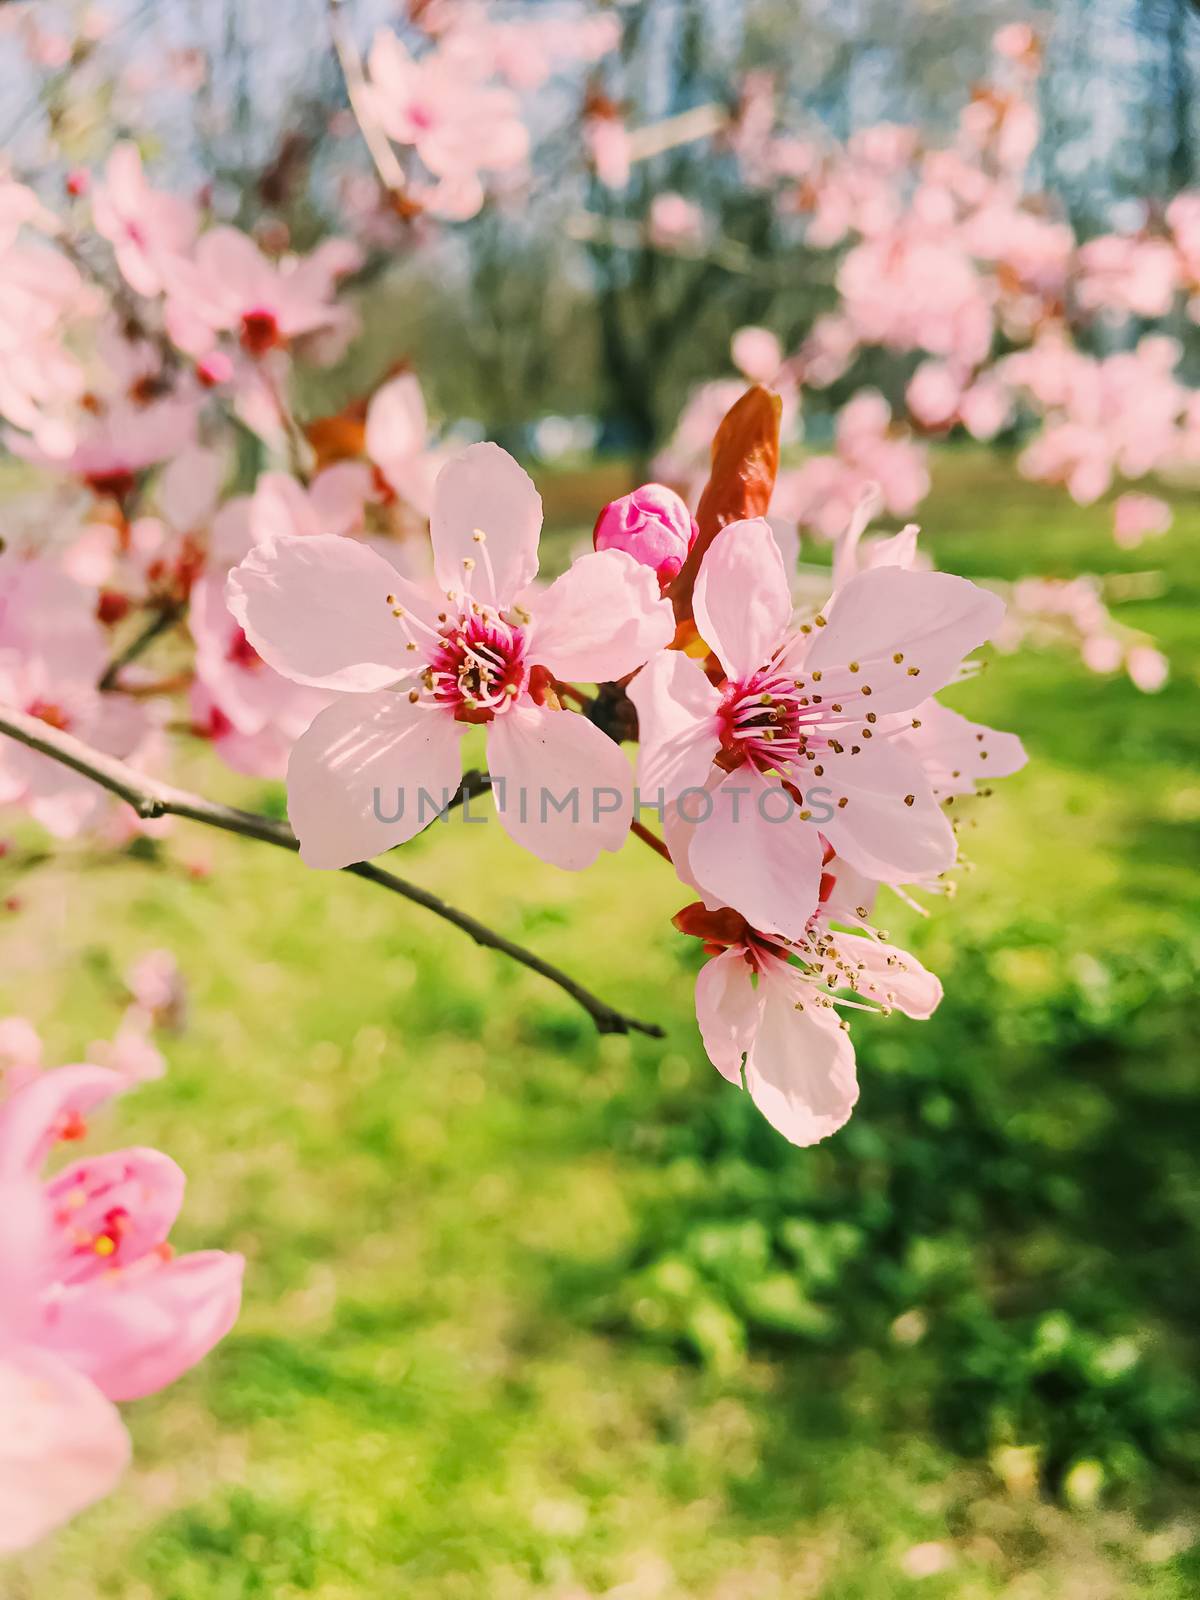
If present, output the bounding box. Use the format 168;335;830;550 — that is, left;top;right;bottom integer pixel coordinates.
3;452;1199;1599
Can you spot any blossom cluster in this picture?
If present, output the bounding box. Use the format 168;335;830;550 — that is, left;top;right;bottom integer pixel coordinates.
650;24;1185;692
228;440;1022;1147
0;3;1170;1557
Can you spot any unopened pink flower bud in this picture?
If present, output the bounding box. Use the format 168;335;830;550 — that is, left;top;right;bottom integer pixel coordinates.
593;483;698;588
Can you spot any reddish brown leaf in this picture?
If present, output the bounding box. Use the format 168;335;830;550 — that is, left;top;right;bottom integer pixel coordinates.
669;384;782;623
303;411;367;470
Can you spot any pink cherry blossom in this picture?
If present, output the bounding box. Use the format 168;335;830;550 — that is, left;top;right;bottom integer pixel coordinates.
128;948;187;1028
366;29;530;211
1076;234;1178;322
585;112;632;191
189;494;335;781
89;1009;166;1086
901;699;1027;799
1008;336;1187;505
628;518;1004;939
0;1064;243;1551
731;326;784;385
837;226;993;368
674;880;940;1146
775;392;928;540
906;361;964;431
0;1017;43;1096
0;553;148;837
249;468;374;546
92;142;198;299
0;1346;129;1555
11;323;200;497
365;372;448;519
163;229;354;360
593;483;697;589
1126;644;1168;693
0;192;91;456
0;1064;244;1402
648;192;706;252
228;444;674;870
1112;493;1172;550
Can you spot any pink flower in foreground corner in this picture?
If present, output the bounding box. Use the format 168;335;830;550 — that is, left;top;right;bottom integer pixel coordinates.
228;444;675;871
593;482;698;590
0;1065;244;1552
629;518;1005;942
674;866;941;1147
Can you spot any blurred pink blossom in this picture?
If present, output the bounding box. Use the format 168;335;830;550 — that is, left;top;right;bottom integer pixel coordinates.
0;1064;243;1551
92;142;198;299
365;29;530;212
1112;492;1172;549
648;192;706;252
0;554;148;837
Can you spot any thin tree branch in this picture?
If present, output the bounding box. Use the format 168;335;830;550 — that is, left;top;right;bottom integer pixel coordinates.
98;602;185;691
442;768;492;814
326;0;411;204
630;819;672;863
0;706;663;1038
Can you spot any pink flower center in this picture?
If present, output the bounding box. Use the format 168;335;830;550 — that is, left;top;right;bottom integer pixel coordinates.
27;698;72;733
424;609;528;724
85;468;137;502
225;627;263;670
240;307;281;355
716;668;806;773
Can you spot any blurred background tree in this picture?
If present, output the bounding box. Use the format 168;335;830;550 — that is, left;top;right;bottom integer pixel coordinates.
5;0;1200;438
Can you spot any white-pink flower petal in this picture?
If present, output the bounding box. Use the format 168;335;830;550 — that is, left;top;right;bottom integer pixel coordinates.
227;534;436;691
693;518;792;680
686;768;825;943
815;741;955;883
799;567;1005;713
0;1348;130;1555
694;947;760;1085
486;705;632;870
530;550;674;683
626;651;721;803
286;690;464;868
745;961;859;1146
902;700;1027;796
431;442;541;607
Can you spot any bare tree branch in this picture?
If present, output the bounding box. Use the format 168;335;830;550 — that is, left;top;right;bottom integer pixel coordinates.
326;0;411;204
98;602;185;692
0;705;663;1039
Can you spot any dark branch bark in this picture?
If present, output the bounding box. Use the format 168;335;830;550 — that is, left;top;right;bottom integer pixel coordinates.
0;706;663;1039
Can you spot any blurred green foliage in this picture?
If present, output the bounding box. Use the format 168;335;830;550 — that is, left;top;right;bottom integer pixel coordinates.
3;452;1199;1598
